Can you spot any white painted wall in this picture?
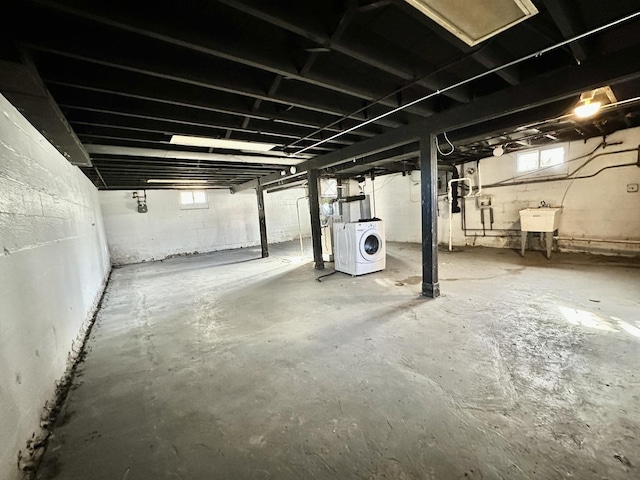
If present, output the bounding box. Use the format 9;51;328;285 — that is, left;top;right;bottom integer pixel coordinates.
100;187;310;265
367;127;640;255
0;94;111;479
265;188;311;245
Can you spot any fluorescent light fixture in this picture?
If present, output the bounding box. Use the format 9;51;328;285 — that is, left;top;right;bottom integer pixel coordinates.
170;135;277;152
402;0;538;46
147;179;209;184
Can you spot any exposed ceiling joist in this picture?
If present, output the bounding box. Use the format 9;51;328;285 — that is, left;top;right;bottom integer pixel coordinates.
26;42;407;131
57;97;359;148
40;74;380;139
3;1;640;190
233;43;640;192
23;0;436;118
393;0;523;87
218;0;470;104
542;0;589;63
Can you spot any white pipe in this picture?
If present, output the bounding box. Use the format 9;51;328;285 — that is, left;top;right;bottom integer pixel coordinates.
475;161;482;197
296;196;308;256
371;176;376;218
448;178;472;251
554;236;640;244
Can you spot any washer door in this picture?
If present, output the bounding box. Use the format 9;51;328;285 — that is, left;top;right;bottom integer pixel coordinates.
359;230;384;262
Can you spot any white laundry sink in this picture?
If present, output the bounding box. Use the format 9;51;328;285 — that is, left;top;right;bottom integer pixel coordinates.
519;207;562;232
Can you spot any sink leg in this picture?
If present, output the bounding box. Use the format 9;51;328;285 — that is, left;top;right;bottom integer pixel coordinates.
545;232;553;259
520;231;527;257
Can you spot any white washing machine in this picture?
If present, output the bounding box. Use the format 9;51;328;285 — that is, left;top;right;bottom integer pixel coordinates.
333;221;385;276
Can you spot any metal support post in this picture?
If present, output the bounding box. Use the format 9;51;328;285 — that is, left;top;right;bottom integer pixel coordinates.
420;134;440;298
307;168;325;270
256;179;269;258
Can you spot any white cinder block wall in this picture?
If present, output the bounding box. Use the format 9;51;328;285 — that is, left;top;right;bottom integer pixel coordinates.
100;187;311;265
366;127;640;255
0;94;111;480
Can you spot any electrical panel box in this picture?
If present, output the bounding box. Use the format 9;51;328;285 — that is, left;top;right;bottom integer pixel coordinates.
437;170;454;195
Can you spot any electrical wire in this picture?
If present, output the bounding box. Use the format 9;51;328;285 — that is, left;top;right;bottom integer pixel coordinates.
373;175;399;193
436;132;455;156
316;270;338;282
490;140;615;187
284;41;504;151
290;10;640;157
560;162;637;207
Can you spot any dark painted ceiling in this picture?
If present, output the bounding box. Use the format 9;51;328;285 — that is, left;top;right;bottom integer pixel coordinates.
2;0;640;189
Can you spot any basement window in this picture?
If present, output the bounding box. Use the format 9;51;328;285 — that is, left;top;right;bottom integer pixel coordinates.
517;146;565;172
180;190;208;209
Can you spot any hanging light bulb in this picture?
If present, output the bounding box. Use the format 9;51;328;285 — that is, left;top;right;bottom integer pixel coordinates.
493;145;504;157
574;97;602;118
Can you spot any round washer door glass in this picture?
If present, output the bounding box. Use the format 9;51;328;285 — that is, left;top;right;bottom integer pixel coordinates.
363;234;380;256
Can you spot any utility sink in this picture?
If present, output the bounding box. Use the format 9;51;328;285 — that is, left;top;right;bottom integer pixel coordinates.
519;207;562;259
519;207;562;232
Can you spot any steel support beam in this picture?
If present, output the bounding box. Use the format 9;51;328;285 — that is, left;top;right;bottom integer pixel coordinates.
0;58;90;165
420;134;439;298
307;168;324;270
256;180;269;258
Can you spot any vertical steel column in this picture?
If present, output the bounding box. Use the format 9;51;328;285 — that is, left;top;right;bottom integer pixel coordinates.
420;134;440;298
307;168;325;270
256;179;269;258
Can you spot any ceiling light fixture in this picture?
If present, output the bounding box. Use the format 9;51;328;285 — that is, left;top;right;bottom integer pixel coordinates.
573;86;617;119
574;97;601;118
147;179;209;184
492;145;504;156
169;135;277;152
289;166;297;174
402;0;538;46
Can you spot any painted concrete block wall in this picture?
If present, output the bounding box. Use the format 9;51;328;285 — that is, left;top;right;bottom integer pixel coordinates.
100;187;310;265
367;127;640;255
265;188;311;244
0;94;111;480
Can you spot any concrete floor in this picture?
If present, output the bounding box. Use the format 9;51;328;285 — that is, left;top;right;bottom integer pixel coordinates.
36;241;640;480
